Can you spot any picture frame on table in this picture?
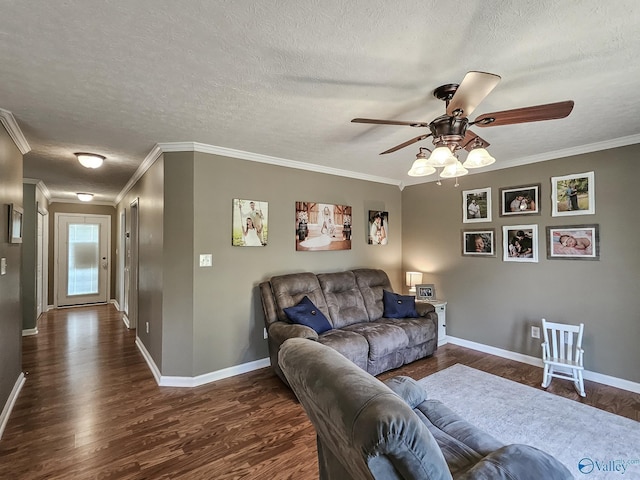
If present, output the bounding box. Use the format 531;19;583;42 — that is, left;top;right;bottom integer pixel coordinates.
499;184;540;216
503;224;538;263
416;284;436;301
462;187;491;223
462;229;496;257
551;171;595;216
546;224;599;260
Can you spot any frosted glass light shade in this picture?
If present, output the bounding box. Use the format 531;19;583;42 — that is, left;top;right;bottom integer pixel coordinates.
463;147;496;168
77;193;94;202
440;160;469;178
425;146;456;167
76;153;105;169
408;158;436;177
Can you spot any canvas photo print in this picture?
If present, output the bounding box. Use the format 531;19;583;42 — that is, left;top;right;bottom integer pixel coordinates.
499;184;540;216
295;202;352;251
503;225;538;263
462;229;495;256
232;198;268;246
551;171;595;216
368;211;388;245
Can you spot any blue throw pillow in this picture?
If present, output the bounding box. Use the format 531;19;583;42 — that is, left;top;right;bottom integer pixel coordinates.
283;296;332;334
383;290;419;319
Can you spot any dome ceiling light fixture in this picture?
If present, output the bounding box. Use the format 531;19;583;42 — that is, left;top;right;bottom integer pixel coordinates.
77;193;94;202
352;71;574;184
75;152;105;169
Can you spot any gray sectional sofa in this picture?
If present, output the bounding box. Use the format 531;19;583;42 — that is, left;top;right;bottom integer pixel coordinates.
259;268;438;385
279;338;573;480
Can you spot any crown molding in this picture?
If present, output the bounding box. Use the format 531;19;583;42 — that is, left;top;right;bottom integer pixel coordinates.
115;144;163;205
23;178;52;201
48;198;116;207
0;108;31;154
160;142;402;186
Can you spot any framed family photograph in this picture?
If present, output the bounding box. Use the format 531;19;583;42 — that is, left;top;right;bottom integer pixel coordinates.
462;187;492;223
295;202;352;251
499;184;540;216
551;171;595;216
546;224;599;260
232;199;268;246
462;229;496;257
503;224;538;263
416;284;436;301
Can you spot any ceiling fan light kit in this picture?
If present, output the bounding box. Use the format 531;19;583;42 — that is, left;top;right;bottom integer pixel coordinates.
75;152;105;169
351;71;574;183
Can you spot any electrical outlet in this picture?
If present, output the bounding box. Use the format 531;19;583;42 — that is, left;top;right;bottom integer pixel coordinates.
531;326;540;339
263;327;268;340
146;322;150;334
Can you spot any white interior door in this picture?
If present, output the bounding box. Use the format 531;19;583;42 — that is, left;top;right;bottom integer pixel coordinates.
56;214;110;307
36;210;44;318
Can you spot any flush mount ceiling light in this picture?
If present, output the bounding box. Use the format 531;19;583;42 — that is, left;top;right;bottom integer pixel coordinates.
77;193;94;202
75;152;105;169
351;71;574;183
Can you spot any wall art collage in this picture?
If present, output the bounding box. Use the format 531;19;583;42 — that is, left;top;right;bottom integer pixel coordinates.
461;171;599;261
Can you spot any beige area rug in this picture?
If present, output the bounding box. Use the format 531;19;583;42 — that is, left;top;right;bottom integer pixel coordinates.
418;364;640;479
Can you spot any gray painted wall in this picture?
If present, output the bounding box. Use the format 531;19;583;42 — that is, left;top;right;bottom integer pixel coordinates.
117;155;165;371
0;123;23;412
402;144;640;382
190;152;403;376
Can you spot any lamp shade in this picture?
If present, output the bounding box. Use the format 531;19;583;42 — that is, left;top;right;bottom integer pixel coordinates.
77;193;94;202
405;271;423;292
408;158;436;177
425;146;456;167
76;153;105;169
463;147;496;168
440;159;469;178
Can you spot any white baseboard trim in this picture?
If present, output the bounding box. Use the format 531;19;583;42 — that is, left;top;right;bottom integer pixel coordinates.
110;299;121;311
22;328;38;336
447;336;640;394
0;373;26;440
47;305;54;312
122;314;130;329
134;337;270;388
135;337;162;385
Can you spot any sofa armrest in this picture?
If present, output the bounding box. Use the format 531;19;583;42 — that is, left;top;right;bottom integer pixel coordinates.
415;301;436;317
383;376;427;408
458;444;572;480
268;321;319;344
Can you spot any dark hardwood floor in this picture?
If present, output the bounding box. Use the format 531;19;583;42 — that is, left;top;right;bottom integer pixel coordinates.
1;305;638;479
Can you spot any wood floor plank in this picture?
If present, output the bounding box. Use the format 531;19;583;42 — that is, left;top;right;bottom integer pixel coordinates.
0;304;637;479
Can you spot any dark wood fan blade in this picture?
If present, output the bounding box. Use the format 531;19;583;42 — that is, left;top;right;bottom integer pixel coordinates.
461;130;490;152
380;134;432;155
351;118;430;128
446;71;501;118
473;101;574;127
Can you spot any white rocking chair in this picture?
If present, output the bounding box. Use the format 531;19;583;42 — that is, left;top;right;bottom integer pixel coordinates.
541;318;586;397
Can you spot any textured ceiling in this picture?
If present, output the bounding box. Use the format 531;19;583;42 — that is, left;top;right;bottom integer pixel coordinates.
1;1;640;203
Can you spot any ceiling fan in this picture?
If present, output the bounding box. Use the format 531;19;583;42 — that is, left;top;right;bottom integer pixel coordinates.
351;71;574;178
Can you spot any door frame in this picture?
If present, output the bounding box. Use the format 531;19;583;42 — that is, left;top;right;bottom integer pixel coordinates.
128;199;139;330
53;212;111;308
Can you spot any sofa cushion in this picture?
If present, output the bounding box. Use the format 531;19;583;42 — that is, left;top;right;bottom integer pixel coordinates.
318;271;369;328
270;272;331;323
317;329;369;371
376;316;437;347
382;290;419;318
353;268;392;321
343;322;408;359
283;296;332;334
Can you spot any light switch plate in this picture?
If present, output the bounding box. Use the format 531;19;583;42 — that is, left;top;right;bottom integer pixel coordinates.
199;254;213;267
0;258;6;275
